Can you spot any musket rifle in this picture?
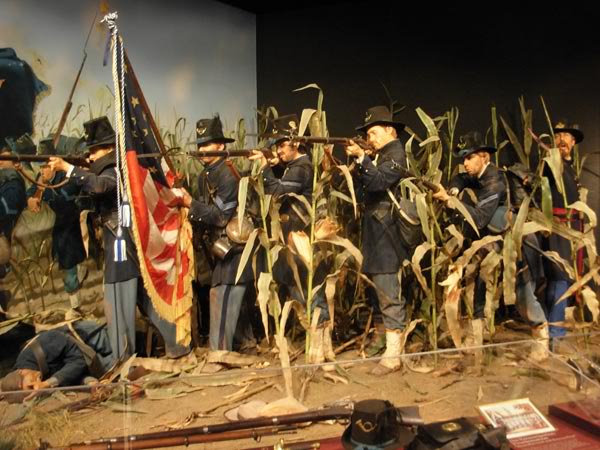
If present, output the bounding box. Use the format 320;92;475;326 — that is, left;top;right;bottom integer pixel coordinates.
288;135;375;154
528;128;552;153
0;152;164;169
391;162;441;193
51;8;97;150
188;148;276;159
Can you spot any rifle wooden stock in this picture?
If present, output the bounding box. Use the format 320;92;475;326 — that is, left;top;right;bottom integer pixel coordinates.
528;128;553;153
40;425;298;450
189;148;275;158
290;135;375;153
394;164;440;193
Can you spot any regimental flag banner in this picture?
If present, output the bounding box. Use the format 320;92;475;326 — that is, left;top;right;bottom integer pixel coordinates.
113;39;193;345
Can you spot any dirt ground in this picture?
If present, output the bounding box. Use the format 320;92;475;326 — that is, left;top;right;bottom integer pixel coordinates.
2;260;600;449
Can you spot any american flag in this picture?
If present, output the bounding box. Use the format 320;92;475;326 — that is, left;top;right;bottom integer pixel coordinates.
120;53;193;345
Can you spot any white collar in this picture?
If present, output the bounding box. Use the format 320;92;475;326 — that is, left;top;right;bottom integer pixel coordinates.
477;162;490;179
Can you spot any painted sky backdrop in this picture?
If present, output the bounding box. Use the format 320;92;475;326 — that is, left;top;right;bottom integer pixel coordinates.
0;0;256;142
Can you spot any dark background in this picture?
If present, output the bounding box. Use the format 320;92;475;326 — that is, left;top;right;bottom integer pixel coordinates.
249;2;599;147
225;0;600;243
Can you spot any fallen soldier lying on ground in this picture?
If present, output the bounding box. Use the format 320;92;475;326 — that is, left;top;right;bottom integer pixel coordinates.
0;320;114;403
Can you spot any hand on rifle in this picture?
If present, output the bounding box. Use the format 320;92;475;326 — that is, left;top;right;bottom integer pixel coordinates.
249;149;278;169
432;184;450;202
27;197;41;213
23;380;51;402
48;157;73;174
345;140;365;159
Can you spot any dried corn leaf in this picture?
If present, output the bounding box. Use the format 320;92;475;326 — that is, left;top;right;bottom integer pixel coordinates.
415;193;431;243
276;303;294;397
235;228;260;284
558;266;600;303
288;231;312;270
411;242;433;298
325;274;338;326
568;200;597;228
416;107;437;137
337;165;358;218
446;197;480;237
540;176;553;227
237;176;249;235
500;116;527;165
224;383;251;400
444;286;463;348
145;386;203;400
503;231;517;306
543;147;565;195
521;221;550;236
512;196;530;259
317;236;363;267
257;272;274;341
315;217;340;240
105;401;148;414
298;108;317;137
446;224;464;250
582;287;599;322
419;136;440;147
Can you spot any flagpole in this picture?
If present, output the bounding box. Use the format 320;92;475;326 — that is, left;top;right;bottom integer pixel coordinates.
123;51;178;181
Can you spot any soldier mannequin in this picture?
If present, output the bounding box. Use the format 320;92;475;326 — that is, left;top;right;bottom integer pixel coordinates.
542;122;585;347
49;117;188;361
0;145;26;311
250;115;333;365
345;106;410;375
181;115;254;356
26;158;87;310
433;133;527;357
1;320;113;403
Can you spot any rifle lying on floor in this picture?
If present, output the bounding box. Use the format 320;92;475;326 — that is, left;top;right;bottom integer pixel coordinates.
37;404;422;450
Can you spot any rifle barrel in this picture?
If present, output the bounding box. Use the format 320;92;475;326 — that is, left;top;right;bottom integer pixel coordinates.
291;135;375;153
44;425;297;450
81;406;352;447
0;154;88;166
0;153;164;168
189;149;274;158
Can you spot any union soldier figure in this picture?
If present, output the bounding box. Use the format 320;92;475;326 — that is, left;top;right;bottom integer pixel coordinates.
26;137;87;310
0;144;27;312
541;122;585;345
49;117;188;361
1;320;113;403
250;114;333;364
182;115;254;355
433;132;547;359
345;106;410;375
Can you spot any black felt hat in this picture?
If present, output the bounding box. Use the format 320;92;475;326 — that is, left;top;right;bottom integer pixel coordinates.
4;133;36;155
83;116;116;150
38;135;86;156
341;400;414;450
356;106;405;134
266;114;301;146
195;115;235;146
453;131;496;158
553;121;584;144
